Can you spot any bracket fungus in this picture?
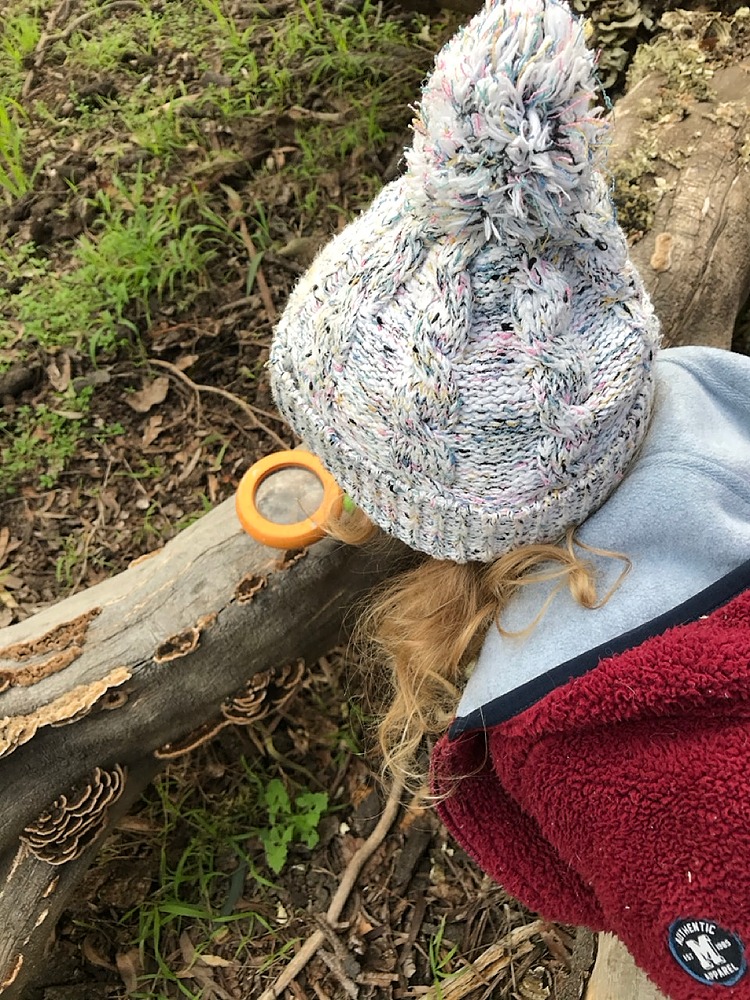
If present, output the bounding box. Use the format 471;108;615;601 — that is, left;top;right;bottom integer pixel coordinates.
0;667;131;760
155;660;308;758
0;608;101;691
222;659;306;725
234;574;268;603
20;765;127;865
153;613;218;664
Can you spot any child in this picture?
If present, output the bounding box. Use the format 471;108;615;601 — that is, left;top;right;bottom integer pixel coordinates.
268;1;750;996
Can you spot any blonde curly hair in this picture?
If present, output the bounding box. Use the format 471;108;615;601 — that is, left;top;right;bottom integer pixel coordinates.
327;506;630;789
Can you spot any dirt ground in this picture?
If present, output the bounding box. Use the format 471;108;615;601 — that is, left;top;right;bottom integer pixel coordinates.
36;654;579;1000
0;0;746;997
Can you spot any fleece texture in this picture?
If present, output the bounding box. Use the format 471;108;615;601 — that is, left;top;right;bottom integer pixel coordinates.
269;0;659;563
456;346;750;725
433;584;750;998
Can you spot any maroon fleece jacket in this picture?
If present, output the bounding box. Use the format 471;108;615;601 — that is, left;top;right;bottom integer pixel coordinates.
433;577;750;998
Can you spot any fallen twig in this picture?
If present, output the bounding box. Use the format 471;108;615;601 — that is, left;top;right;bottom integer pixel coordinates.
49;1;142;46
317;948;359;1000
148;358;289;450
420;920;546;1000
22;0;70;98
221;185;278;324
258;778;406;1000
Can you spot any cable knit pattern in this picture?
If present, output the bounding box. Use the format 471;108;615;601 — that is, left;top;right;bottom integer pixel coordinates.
270;0;660;563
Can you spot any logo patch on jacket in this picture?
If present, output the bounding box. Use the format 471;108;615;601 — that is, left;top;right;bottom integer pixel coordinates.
669;919;747;986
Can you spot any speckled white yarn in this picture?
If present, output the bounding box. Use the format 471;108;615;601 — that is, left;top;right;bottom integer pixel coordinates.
405;0;607;241
270;0;660;563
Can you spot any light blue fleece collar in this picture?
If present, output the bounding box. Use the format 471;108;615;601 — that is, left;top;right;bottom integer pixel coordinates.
456;346;750;724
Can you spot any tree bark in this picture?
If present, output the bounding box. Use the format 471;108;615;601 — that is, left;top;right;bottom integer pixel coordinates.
1;42;750;1000
611;61;750;351
581;934;667;1000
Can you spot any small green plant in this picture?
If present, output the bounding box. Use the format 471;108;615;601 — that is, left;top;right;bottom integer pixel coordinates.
66;18;143;72
174;493;214;532
55;533;84;589
1;9;41;98
199;0;250;49
0;387;93;497
256;778;328;875
428;917;461;999
120;87;203;161
79;175;216;326
4;173;216;367
10;260;109;354
0;97;32;199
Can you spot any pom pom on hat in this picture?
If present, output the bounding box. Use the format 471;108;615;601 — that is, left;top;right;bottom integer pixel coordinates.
269;0;660;564
405;0;606;240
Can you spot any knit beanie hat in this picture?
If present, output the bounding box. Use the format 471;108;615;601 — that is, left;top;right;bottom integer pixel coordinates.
269;0;660;563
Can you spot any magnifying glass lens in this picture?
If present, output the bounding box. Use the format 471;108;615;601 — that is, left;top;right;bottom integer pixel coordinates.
254;467;325;525
236;450;342;548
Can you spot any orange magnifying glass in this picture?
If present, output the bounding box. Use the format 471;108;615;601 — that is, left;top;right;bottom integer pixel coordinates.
235;450;343;548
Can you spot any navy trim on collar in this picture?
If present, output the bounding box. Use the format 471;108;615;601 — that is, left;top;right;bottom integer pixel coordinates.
449;556;750;739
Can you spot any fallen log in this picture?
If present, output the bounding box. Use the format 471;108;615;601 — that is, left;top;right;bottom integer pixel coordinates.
611;58;750;350
0;492;411;997
1;19;750;999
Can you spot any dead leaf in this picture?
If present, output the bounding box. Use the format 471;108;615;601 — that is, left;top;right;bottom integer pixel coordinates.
176;447;202;484
175;353;199;371
115;948;142;994
82;935;116;971
142;414;165;447
199;954;234;968
49;408;86;419
220;183;242;214
126;377;170;413
277;235;324;267
179;930;197;969
46;354;71;392
288;105;344;122
115;815;159;833
190;966;234;1000
207;473;218;503
0;589;19;609
72;368;112;391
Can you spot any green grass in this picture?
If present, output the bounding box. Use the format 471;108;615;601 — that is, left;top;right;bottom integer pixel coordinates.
0;388;92;495
0;175;218;497
65;15;146;72
119;763;327;999
0;6;41;99
0;98;35;200
2;172;215;358
428;917;461;1000
0;0;456;499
